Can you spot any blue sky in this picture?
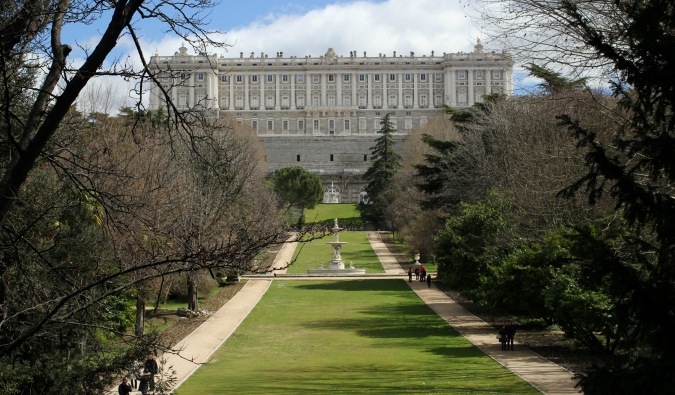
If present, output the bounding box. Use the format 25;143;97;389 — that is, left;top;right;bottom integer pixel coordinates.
63;0;533;110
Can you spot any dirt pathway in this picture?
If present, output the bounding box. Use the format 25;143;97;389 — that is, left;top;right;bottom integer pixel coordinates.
367;231;404;273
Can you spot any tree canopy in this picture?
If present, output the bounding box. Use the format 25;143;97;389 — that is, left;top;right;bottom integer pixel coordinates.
363;113;403;217
270;166;324;211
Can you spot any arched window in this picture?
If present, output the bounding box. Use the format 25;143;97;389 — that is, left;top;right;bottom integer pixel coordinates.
359;186;369;204
324;184;341;204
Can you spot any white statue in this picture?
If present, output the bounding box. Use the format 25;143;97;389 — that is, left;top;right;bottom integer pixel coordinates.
349;261;354;269
319;262;324;269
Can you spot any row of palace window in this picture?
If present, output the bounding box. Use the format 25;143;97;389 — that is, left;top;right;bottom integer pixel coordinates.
165;70;502;84
222;93;444;110
249;117;420;132
223;73;442;83
174;87;499;108
294;154;369;162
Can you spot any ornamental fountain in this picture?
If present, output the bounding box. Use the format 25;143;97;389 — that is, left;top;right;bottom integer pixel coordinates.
307;218;366;275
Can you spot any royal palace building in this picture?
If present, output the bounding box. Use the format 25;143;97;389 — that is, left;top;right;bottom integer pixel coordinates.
148;42;514;203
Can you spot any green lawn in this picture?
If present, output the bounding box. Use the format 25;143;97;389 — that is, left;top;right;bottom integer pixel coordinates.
304;203;363;226
176;280;539;394
286;232;385;274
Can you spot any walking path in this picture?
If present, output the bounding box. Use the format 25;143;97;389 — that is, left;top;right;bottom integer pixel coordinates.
369;235;580;395
165;279;271;390
366;231;404;273
269;232;298;275
115;232;578;394
166;236;299;390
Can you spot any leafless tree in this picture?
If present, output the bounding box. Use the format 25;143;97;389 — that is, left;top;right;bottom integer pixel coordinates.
471;0;625;77
440;92;621;235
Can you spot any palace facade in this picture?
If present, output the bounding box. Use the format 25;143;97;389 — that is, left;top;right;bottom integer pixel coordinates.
148;43;514;203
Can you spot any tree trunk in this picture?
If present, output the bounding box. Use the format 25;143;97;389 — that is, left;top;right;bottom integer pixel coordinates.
135;282;147;337
187;273;198;311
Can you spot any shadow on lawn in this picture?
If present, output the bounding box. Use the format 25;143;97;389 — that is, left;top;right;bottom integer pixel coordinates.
308;216;363;227
294;279;409;293
299;303;473;344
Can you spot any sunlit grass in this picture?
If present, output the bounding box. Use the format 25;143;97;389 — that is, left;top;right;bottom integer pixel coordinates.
177;280;540;394
286;232;384;274
304;203;363;226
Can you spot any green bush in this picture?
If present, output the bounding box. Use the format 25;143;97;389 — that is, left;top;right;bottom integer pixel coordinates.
434;189;520;296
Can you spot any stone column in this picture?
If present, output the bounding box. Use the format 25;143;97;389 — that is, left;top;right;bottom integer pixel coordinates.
383;73;388;109
398;73;403;109
171;76;178;107
244;73;250;111
188;74;195;107
428;73;433;108
306;73;311;108
449;70;457;107
321;73;327;106
468;69;474;105
291;73;296;109
351;73;356;109
210;72;218;109
443;70;450;106
260;73;265;109
413;73;419;109
505;68;513;95
486;69;492;95
367;73;373;109
275;72;280;110
337;73;342;107
229;73;233;110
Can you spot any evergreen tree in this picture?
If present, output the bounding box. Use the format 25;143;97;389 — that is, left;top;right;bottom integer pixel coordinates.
270;166;323;225
414;94;506;211
494;1;675;392
363;113;403;218
523;63;587;92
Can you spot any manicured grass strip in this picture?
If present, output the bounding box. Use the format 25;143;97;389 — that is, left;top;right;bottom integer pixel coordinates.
177;280;540;394
304;203;363;226
286;232;385;274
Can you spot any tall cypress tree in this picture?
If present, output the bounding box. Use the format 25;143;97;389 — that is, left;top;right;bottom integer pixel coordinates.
363;113;403;216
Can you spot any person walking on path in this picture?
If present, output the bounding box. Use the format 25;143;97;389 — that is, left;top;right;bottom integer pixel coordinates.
118;378;133;395
505;321;517;351
427;273;432;288
138;370;150;395
414;267;420;280
408;268;412;282
128;359;140;390
420;268;426;282
499;326;508;351
144;355;159;391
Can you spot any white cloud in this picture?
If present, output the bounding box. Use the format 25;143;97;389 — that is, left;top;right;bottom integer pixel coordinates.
78;0;495;113
144;0;487;60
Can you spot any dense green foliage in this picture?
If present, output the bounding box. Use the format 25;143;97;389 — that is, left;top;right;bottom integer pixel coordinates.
410;37;675;387
553;1;675;392
435;190;520;293
523;63;587;92
270;166;324;211
435;191;640;356
178;280;540;394
363;113;403;219
0;108;281;393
